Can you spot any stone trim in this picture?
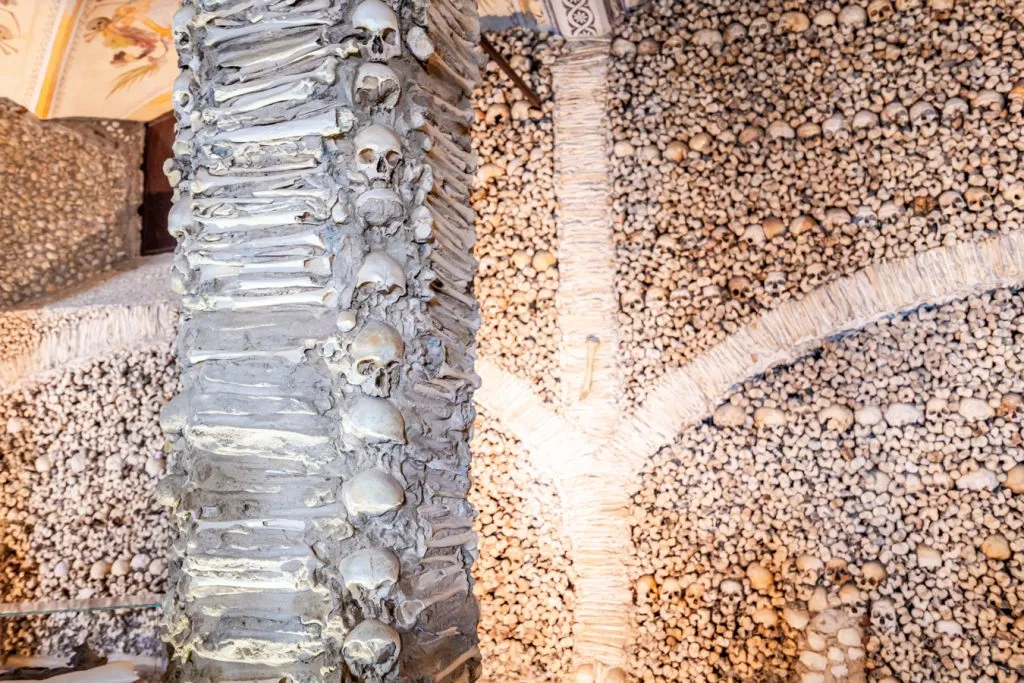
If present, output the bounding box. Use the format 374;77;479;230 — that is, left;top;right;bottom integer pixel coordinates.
541;0;620;38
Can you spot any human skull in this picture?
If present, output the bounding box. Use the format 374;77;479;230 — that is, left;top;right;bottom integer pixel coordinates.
822;113;847;138
868;0;894;22
351;0;401;62
660;577;682;601
778;11;810;32
693;28;723;48
1002;182;1024;210
723;22;747;43
790;215;818;235
825;558;851;585
357;251;407;292
172;70;196;118
894;0;921;8
938;190;966;213
824;207;852;232
345;397;406;444
172;5;195;49
728;276;752;298
852;109;879;130
340;548;400;594
853;205;878;230
942;96;969;123
353;63;401;111
354;124;402;187
929;0;954;20
739;125;764;145
748;17;771;38
575;664;597;683
878;200;900;221
797;122;821;139
343;320;404;393
767;120;795;140
814;9;837;26
871;598;897;632
764;271;787;296
838;5;868;28
881;101;909;126
342;620;401;677
964;187;992;212
718;579;744;608
741;224;765;247
860;560;888;589
909;101;939;136
355;188;405;226
973;90;1004;119
636;574;658;602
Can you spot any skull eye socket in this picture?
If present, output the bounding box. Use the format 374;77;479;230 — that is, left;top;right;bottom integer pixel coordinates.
356;358;380;376
385;151;401;165
360;148;376;163
381;27;396;44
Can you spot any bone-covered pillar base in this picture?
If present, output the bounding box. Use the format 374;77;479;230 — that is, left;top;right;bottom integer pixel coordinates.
160;0;481;680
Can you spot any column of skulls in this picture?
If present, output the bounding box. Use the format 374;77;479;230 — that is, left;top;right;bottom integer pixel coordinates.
160;0;482;681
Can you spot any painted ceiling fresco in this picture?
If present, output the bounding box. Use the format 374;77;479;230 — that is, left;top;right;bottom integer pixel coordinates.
0;0;548;122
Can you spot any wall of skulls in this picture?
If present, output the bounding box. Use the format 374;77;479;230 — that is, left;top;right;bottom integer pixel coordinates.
0;101;144;310
473;29;563;402
630;288;1024;683
608;0;1024;403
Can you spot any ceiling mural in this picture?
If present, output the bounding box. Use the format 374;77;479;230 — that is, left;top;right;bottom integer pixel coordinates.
0;0;567;122
1;0;181;121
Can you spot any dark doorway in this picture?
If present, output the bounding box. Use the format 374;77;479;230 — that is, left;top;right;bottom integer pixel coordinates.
141;111;176;255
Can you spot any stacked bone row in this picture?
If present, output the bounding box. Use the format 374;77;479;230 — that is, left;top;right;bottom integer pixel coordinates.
162;0;480;680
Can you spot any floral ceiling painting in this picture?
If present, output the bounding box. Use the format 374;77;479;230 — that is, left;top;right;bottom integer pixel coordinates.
0;0;178;121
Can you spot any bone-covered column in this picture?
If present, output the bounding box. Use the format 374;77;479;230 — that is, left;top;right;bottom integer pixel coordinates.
160;0;481;680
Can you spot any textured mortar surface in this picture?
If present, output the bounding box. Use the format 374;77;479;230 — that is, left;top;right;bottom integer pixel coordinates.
0;100;144;309
608;0;1024;403
631;289;1024;682
473;30;563;403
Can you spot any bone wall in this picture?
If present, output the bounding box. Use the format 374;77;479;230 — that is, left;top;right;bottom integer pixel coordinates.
631;288;1024;683
0;353;575;679
472;29;563;403
608;0;1024;403
0;100;144;309
0;346;175;658
470;413;575;680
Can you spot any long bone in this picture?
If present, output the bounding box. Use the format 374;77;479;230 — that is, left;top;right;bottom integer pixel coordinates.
213;275;324;296
197;0;334;25
215;30;322;69
187;227;327;252
197;154;322;178
191;195;331;218
214;57;337;103
191;164;329;194
204;18;332;46
203;108;354;143
191;255;333;281
204;81;319;127
184;288;340;312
